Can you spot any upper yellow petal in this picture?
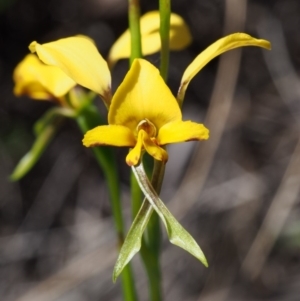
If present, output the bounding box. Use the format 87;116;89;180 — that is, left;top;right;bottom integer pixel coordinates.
178;33;271;104
109;58;181;132
108;11;191;66
13;54;75;100
83;125;136;148
29;36;111;98
157;120;209;145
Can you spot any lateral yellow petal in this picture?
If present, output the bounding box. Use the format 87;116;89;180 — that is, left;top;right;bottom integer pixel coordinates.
142;131;168;163
83;125;135;148
157;120;209;145
126;130;144;166
109;58;181;132
178;33;271;104
108;11;191;66
13;54;75;100
29;36;111;98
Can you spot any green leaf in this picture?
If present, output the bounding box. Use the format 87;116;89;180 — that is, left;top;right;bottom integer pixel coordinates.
113;161;208;282
113;199;153;282
132;162;208;267
10;116;63;181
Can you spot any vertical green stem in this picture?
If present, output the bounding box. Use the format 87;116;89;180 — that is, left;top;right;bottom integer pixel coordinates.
159;0;171;81
142;160;165;301
128;0;142;65
131;158;165;301
140;242;162;301
76;109;137;301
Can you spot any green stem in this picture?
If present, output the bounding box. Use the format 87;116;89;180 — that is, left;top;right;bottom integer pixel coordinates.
144;160;165;259
140;242;162;301
159;0;171;81
143;160;165;301
131;158;165;301
76;108;137;301
128;0;142;65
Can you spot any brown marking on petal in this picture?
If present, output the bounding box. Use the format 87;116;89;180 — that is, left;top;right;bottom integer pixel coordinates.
137;119;157;137
162;154;168;163
180;80;188;88
126;157;138;166
100;87;112;109
178;80;188;94
151;137;159;145
84;142;108;148
126;161;134;166
185;138;199;142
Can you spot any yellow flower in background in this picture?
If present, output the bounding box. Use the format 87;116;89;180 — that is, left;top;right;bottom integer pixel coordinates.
29;36;112;104
13;54;75;102
14;11;191;105
108;11;191;66
83;59;209;165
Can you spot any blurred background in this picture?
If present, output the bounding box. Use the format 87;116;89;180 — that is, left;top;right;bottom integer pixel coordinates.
1;0;300;300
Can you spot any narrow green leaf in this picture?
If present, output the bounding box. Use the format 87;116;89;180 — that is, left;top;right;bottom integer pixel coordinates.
132;162;208;267
10;117;63;181
113;199;153;282
113;161;208;282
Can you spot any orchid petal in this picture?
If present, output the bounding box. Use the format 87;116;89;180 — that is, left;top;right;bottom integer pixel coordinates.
29;36;111;99
108;11;191;66
126;130;144;166
14;82;53;101
142;131;168;163
109;59;181;131
157;120;209;145
178;33;271;104
13;54;75;100
83;125;135;148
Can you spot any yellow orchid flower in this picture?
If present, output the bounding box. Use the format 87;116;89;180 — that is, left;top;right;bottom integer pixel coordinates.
83;58;209;166
13;53;76;102
29;33;270;165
